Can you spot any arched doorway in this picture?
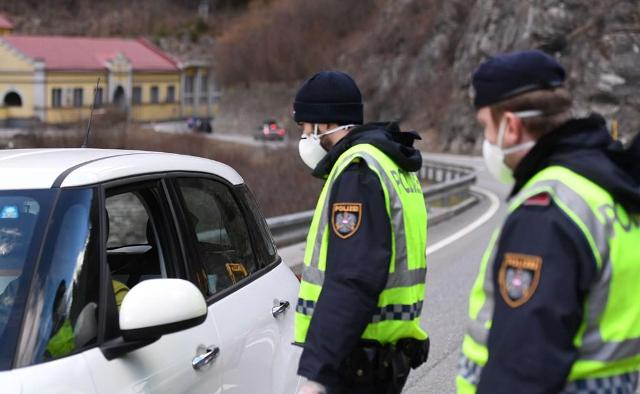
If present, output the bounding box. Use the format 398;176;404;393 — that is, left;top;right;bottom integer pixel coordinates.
112;86;126;110
3;92;22;107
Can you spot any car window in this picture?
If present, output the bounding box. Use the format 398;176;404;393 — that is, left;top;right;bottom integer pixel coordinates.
100;181;180;342
106;193;150;249
176;178;257;297
12;188;101;367
105;188;168;296
237;185;277;263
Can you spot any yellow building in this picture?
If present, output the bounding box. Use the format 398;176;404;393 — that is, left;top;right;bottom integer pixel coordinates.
0;14;13;36
0;33;216;126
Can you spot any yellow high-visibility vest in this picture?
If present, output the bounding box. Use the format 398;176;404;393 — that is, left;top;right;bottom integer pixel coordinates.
295;143;428;344
457;166;640;393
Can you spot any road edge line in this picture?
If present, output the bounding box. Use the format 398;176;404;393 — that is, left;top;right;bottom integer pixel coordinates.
426;186;500;256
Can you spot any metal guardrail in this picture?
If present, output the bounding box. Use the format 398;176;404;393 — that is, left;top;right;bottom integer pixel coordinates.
267;160;477;247
420;160;476;208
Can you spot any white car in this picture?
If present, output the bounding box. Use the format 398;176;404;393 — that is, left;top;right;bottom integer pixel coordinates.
0;149;302;393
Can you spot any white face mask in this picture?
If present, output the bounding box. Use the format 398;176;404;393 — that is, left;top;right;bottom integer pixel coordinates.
482;110;542;184
298;124;354;170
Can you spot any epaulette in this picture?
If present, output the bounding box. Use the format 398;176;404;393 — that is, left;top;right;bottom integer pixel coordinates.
523;192;551;207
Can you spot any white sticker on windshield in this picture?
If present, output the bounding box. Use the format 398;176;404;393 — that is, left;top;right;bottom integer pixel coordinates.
0;206;19;219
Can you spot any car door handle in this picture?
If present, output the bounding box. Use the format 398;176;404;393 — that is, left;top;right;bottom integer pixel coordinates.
272;300;290;318
192;346;220;370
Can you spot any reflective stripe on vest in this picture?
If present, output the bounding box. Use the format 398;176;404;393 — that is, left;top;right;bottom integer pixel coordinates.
295;144;428;344
464;230;501;349
297;298;424;323
561;371;639;394
457;166;640;392
457;356;640;394
458;354;482;388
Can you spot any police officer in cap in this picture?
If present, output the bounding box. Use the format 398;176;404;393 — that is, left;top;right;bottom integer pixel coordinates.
457;50;640;393
293;71;430;394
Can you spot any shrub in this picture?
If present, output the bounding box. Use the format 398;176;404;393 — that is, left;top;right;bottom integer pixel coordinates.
214;0;377;87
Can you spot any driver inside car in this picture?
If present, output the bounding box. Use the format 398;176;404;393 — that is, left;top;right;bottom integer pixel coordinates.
44;279;130;359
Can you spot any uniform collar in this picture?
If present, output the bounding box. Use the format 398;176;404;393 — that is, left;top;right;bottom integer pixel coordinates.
511;114;610;197
511;113;640;213
312;122;422;179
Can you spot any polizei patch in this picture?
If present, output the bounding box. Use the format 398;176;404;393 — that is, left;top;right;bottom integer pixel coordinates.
332;203;362;239
498;253;542;308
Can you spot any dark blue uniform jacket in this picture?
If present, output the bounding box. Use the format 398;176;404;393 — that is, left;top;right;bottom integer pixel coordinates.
478;114;640;393
297;122;423;390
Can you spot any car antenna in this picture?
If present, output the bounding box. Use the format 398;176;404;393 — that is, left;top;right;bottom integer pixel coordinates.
81;78;100;148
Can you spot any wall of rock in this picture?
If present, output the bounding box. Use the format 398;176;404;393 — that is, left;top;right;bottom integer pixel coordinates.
343;0;640;153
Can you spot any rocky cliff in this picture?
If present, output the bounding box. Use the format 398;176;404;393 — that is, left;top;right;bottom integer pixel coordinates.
341;0;640;152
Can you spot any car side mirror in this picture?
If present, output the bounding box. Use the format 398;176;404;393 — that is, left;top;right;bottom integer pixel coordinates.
101;279;207;360
120;279;207;341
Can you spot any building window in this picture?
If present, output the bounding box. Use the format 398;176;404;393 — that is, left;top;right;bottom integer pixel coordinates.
150;86;159;104
199;74;209;104
3;92;22;107
185;76;194;93
73;88;83;107
52;88;62;108
184;75;194;105
132;86;142;105
166;86;175;103
94;87;103;108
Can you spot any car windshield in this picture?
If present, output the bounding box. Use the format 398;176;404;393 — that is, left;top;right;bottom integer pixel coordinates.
0;188;98;371
0;189;55;370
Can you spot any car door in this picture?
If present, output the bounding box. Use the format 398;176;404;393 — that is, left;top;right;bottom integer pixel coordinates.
171;176;302;393
82;178;225;394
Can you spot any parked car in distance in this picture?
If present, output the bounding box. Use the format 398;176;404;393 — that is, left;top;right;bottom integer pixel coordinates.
255;119;286;141
0;148;301;393
187;116;213;133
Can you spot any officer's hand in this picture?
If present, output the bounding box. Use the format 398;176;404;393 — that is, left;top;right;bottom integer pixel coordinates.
297;380;327;394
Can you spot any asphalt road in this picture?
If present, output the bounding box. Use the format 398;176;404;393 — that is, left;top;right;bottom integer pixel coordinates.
402;153;509;394
279;153;512;393
147;121;291;148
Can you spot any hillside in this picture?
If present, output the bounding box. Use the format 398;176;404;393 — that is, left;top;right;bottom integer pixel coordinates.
2;0;639;152
212;0;640;152
0;0;247;36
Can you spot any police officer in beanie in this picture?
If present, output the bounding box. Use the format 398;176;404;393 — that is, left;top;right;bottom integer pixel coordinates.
457;50;640;393
293;71;430;394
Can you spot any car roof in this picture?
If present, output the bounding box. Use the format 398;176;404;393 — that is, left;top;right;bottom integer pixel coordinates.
0;149;244;190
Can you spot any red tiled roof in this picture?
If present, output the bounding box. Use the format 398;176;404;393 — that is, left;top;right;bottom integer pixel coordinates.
0;14;13;29
1;36;179;71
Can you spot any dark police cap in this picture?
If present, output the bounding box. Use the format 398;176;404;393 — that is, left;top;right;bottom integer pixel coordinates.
293;71;363;125
471;50;565;109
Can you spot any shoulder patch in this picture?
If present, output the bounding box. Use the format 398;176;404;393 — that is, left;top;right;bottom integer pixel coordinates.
498;253;543;308
523;192;551;207
332;203;362;239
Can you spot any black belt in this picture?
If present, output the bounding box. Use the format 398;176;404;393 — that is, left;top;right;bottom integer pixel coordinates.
339;338;430;385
